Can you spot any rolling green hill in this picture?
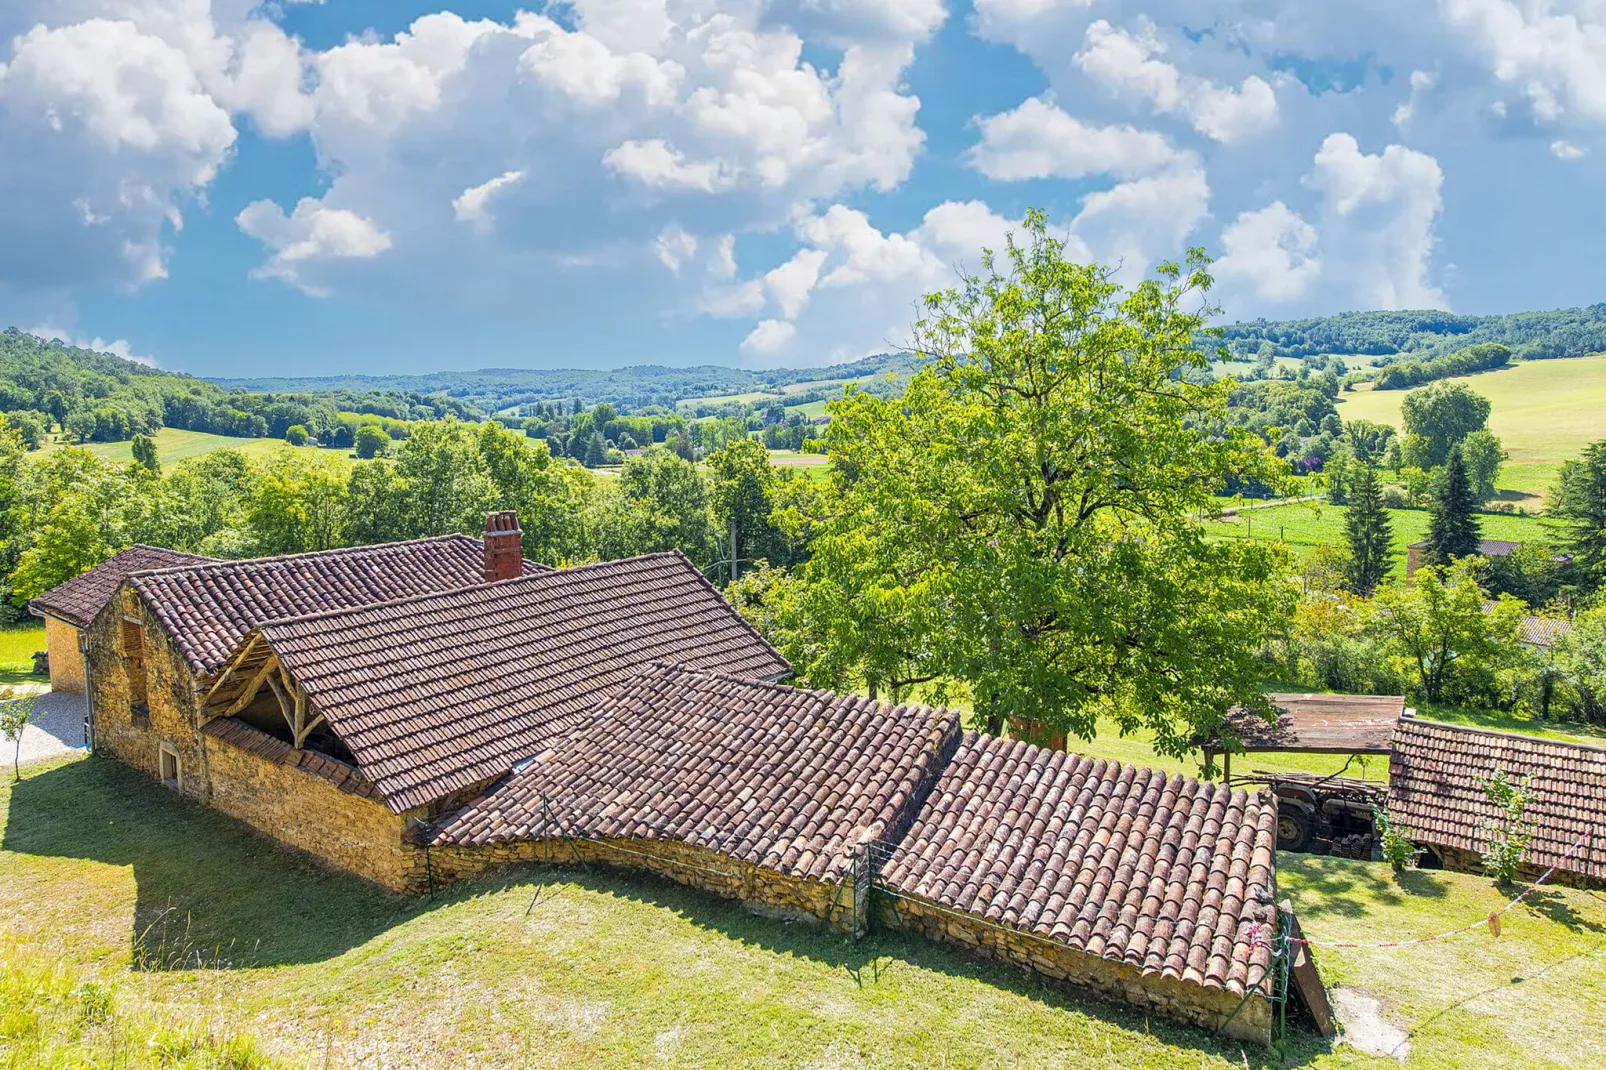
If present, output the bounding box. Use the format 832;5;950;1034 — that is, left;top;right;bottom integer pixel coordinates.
1336;353;1606;503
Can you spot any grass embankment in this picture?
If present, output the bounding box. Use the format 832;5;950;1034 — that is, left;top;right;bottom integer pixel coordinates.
5;755;1604;1068
1203;501;1558;582
1336;353;1606;505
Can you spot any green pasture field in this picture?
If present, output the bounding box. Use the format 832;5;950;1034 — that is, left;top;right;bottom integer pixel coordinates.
1203;501;1559;582
1334;354;1606;505
4;755;1603;1068
37;428;359;470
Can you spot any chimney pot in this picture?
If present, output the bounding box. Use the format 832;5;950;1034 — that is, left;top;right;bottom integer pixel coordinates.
483;510;523;582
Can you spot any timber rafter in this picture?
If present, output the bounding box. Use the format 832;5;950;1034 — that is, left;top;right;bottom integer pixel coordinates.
199;634;325;748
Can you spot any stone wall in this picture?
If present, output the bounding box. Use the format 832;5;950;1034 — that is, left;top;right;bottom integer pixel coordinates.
204;724;418;892
1429;844;1597;890
43;615;85;694
421;836;857;929
880;893;1274;1046
84;585;421;893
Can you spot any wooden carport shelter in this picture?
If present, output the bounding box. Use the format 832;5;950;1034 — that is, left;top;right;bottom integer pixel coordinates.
1204;693;1407;784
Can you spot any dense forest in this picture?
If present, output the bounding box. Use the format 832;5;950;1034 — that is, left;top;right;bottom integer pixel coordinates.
1215;304;1606;362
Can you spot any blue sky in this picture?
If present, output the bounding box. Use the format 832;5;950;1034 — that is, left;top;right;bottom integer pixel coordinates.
2;0;1604;378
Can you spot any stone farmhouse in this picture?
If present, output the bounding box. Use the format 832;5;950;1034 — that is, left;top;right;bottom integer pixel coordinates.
65;511;1288;1044
29;544;213;694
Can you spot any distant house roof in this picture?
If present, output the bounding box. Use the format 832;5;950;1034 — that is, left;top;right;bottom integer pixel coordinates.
1388;719;1606;880
30;545;217;628
1517;614;1574;649
1210;693;1406;755
218;553;791;813
432;663;957;883
1406;538;1523;556
880;733;1278;995
129;535;549;679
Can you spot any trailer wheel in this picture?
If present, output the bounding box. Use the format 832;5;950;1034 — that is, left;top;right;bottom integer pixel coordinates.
1277;804;1314;852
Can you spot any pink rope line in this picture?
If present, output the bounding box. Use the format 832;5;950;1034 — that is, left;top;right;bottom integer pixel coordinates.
1273;829;1596;951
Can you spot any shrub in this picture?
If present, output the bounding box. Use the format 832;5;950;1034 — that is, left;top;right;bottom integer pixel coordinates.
1475;765;1536;886
1373;804;1421;873
284;423;309;446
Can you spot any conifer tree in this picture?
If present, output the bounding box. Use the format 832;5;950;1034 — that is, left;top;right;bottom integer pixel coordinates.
1343;464;1392;595
1426;445;1481;566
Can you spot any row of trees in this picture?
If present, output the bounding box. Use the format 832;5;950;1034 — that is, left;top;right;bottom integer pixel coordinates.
0;421;818;618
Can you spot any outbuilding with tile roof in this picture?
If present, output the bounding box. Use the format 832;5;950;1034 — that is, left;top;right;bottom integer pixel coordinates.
29;544;216;694
1389;718;1606;886
877;732;1280;1044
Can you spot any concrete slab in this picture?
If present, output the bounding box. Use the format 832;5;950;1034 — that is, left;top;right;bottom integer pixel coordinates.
5;688;88;769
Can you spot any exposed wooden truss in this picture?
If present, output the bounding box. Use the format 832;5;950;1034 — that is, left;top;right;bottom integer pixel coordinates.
202;641;325;748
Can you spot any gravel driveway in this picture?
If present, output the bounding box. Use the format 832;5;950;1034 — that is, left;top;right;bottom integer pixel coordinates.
5;688;89;768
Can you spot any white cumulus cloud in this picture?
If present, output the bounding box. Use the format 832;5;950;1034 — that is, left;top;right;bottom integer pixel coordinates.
968;96;1184;180
236;198;394;296
453;170;526;229
1075;20;1278;142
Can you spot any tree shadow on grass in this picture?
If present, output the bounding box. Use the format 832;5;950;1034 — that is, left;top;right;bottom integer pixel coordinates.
1;756;429;969
1521;888;1606;937
459;860;1335;1069
1279;854;1451;918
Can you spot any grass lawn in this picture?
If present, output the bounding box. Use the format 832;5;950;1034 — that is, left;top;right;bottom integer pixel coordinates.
1334;354;1606;505
38;428;359;471
0;622;48;687
4;756;1604;1068
1202;501;1560;582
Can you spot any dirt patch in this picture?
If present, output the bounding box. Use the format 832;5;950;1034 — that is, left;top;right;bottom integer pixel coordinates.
1333;986;1409;1060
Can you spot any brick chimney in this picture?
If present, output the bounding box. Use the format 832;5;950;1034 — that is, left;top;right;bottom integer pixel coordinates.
483;510;523;582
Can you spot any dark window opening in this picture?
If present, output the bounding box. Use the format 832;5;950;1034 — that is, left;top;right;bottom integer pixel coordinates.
158;745;180;789
121;618;148;709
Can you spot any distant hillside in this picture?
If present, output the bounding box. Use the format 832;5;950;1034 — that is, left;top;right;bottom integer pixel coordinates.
212;353;916;413
1215;304;1606;362
0;328;477;447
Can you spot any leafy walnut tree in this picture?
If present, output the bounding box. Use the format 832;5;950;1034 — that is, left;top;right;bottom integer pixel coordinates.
778;211;1294;756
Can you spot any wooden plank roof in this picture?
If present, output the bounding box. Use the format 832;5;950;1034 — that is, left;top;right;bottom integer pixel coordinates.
230;552;791;813
880;732;1279;996
431;663;960;883
1389;719;1606;879
30;545;216;628
1213;693;1406;755
130;535;549;678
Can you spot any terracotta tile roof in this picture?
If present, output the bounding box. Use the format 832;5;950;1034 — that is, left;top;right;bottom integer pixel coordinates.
130;536;549;678
1406;538;1525;556
432;663;960;883
1519;614;1573;649
1388;719;1606;879
880;733;1278;996
248;553;791;814
29;545;216;628
202;717;382;801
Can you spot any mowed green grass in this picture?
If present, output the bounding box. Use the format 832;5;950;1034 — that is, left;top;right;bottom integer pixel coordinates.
1203;501;1559;582
1336;354;1606;503
39;428;358;470
6;756;1606;1068
0;622;47;686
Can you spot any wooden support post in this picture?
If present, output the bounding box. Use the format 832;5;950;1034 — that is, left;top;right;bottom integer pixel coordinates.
264;673;296;737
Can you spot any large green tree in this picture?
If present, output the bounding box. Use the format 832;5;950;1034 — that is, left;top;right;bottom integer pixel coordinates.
1551;439;1606;591
1370;558;1523;705
1343;464;1392;596
1458;428;1506;504
592;448;711;568
1400;381;1491;469
771;211;1293;754
1425;445;1481;566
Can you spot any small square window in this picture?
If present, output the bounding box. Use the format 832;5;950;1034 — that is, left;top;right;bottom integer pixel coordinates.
158;744;181;790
